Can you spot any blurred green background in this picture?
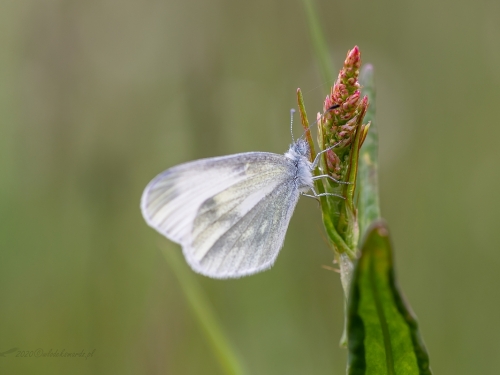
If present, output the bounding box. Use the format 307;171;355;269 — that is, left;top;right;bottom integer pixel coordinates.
1;0;499;374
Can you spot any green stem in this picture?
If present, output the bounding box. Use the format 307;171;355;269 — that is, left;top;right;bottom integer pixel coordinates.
301;0;334;85
161;246;246;375
322;217;357;258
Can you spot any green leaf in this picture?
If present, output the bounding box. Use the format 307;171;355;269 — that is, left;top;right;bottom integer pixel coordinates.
347;221;432;375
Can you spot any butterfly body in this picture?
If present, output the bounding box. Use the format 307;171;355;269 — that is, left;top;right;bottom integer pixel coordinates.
283;138;314;193
141;139;315;278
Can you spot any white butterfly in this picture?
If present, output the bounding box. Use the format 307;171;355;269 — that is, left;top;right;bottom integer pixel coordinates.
141;122;343;279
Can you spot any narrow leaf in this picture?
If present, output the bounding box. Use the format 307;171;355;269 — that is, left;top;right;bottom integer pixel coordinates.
347;221;432;375
358;64;380;236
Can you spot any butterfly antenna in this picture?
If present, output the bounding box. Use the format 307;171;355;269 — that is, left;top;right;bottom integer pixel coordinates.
290;108;296;143
302;80;336;95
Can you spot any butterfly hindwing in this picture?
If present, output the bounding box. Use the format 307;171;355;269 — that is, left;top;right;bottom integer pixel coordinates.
185;171;300;278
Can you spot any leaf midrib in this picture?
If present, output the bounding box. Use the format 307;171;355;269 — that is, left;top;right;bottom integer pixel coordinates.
369;252;395;375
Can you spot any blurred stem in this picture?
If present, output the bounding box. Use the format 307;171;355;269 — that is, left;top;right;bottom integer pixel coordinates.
161;246;246;375
301;0;334;85
357;65;380;235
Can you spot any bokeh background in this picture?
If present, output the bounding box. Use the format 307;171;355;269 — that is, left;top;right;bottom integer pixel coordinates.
1;0;499;374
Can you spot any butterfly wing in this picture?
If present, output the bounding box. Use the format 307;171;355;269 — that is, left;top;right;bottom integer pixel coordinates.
141;152;300;278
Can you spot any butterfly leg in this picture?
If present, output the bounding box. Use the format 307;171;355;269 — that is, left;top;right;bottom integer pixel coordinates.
312;174;350;185
311;140;343;169
302;187;345;200
301;193;320;202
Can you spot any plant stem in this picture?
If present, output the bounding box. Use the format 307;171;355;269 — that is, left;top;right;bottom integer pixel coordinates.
301;0;335;85
161;246;246;375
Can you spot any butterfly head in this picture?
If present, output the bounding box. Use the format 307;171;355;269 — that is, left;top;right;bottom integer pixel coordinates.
290;138;311;159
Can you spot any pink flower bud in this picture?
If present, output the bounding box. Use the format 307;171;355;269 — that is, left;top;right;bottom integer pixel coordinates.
326;149;341;176
345;46;361;69
348;91;360;106
338;131;348;138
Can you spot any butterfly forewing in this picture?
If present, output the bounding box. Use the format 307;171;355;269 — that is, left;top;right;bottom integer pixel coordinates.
141;155;254;244
141;152;300;277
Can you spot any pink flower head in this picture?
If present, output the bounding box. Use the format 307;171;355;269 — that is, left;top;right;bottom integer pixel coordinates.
319;46;369;177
